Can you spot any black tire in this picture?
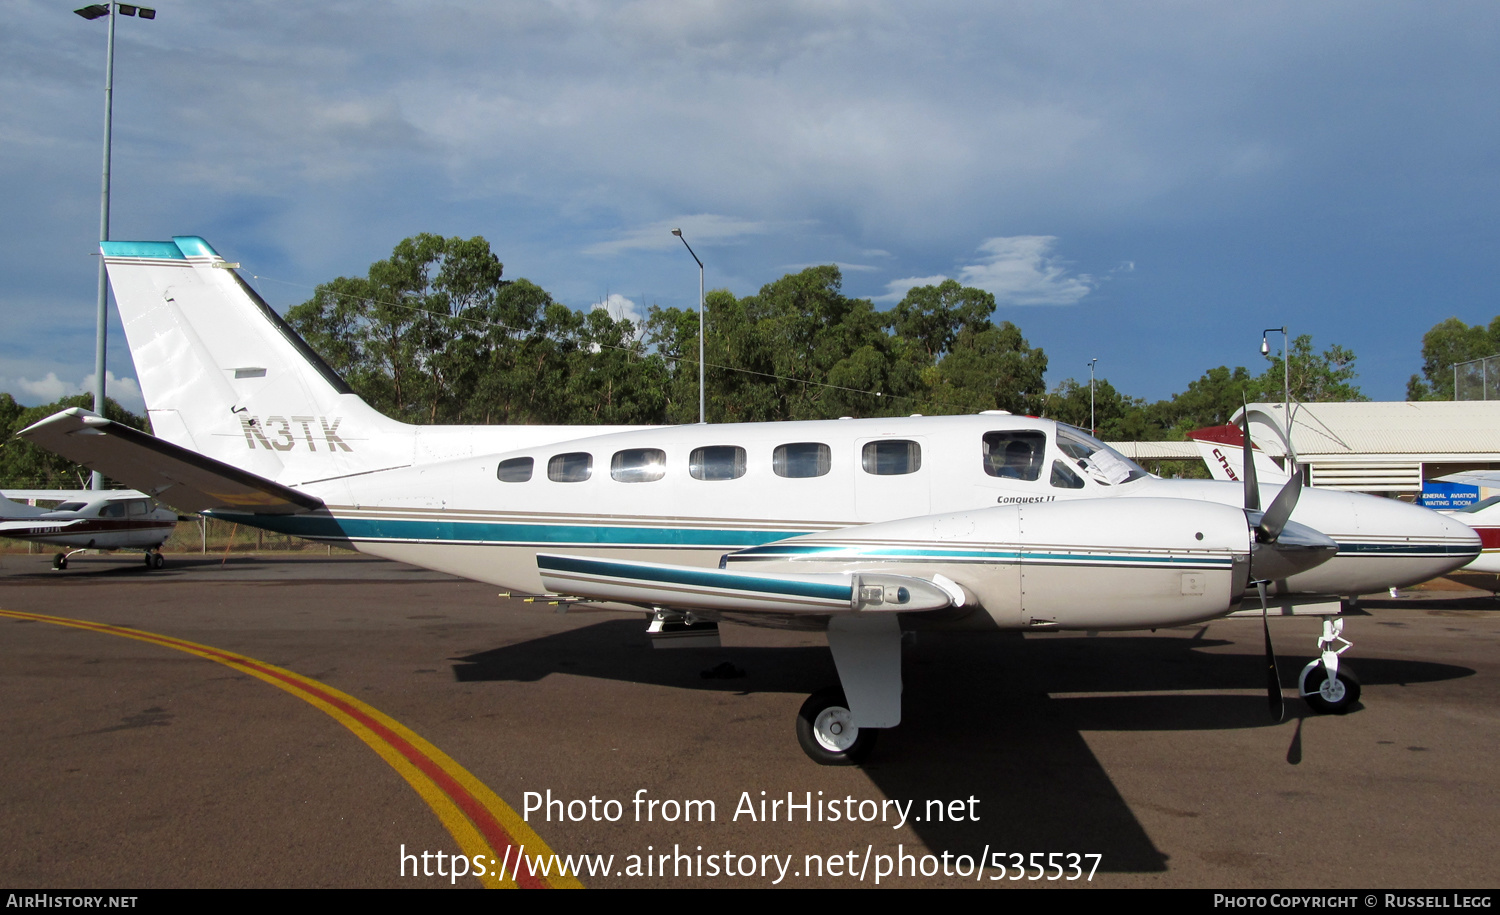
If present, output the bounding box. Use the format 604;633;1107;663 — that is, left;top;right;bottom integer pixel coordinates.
796;687;877;765
150;552;164;570
1301;662;1361;714
53;553;67;571
143;552;154;568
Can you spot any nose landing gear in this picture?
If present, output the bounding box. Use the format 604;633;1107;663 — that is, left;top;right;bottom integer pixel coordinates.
1299;617;1359;713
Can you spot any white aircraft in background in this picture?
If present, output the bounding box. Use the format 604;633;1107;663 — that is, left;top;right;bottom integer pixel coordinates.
16;236;1479;763
1194;428;1500;577
0;490;182;569
1426;471;1500;573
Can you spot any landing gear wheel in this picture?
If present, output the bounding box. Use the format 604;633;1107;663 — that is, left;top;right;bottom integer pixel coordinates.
53;553;67;571
143;552;153;568
1300;662;1360;714
150;551;164;570
796;687;876;765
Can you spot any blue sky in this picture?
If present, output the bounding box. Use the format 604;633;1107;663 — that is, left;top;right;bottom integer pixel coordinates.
4;1;1498;415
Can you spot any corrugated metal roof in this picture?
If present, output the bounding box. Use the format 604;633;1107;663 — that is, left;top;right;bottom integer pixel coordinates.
1107;441;1201;460
1233;401;1500;457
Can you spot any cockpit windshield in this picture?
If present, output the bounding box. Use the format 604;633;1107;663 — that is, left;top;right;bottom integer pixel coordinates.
1054;425;1151;486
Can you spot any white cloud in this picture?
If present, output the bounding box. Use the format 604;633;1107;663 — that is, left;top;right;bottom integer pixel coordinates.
0;371;145;415
12;372;71;403
592;293;646;330
957;236;1095;306
583;215;776;256
875;274;949;303
878;236;1095;306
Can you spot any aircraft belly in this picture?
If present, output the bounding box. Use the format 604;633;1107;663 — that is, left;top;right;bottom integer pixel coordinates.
1278;552;1479;595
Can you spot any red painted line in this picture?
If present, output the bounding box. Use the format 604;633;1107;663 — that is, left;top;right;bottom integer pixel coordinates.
32;614;552;889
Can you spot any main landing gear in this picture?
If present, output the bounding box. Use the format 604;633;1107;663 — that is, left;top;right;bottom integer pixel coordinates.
796;615;902;765
1299;617;1360;714
797;688;877;765
141;549;165;570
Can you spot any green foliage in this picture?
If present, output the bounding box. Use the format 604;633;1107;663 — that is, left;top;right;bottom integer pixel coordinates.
279;234;1367;443
0;393;147;488
1407;316;1500;400
643;273;1046;422
286;234;666;425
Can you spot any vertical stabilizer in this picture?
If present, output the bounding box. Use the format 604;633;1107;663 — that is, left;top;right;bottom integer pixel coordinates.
102;237;412;483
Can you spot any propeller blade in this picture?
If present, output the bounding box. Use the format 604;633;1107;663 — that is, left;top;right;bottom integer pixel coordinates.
1241;408;1260;512
1256;470;1302;543
1258;580;1285;722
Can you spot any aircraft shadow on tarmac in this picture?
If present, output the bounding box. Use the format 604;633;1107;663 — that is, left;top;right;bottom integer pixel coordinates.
451;621;1474;874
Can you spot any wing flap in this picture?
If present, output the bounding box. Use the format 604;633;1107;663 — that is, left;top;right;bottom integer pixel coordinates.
16;409;322;515
536;553;955;614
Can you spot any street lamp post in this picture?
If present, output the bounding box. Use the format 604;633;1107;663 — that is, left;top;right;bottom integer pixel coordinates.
1088;358;1098;435
76;2;156;489
671;229;705;424
1261;325;1290;428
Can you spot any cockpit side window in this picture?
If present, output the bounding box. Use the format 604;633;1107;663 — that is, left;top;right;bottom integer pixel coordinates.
1050;460;1085;489
982;431;1046;482
99;502;128;518
1054;425;1150;486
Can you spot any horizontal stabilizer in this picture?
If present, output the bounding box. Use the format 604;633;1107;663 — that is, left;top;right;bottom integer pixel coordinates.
0;496;51;520
16;409;322;515
537;553;956;615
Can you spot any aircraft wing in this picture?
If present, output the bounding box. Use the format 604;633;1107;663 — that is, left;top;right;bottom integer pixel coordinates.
1435;470;1500;489
536;553;962;615
16;409;322;515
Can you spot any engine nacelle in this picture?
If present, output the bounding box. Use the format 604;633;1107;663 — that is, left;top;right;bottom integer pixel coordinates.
726;498;1255;630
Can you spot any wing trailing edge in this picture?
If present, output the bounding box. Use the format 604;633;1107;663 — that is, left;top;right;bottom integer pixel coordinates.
16;409;323;515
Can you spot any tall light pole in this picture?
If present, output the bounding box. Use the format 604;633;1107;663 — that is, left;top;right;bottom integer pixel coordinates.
1087;358;1098;434
76;3;156;489
1261;325;1289;428
671;229;705;424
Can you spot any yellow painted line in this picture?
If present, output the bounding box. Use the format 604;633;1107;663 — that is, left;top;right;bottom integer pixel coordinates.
1;608;582;889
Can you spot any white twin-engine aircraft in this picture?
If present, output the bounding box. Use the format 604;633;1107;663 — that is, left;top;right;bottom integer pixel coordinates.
18;237;1479;764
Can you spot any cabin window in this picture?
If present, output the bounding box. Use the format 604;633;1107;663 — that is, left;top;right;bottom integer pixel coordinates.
99;502;128;518
128;500;150;517
773;442;831;478
54;502;85;512
497;457;533;482
861;439;922;476
548;452;593;483
611;448;667;483
1051;460;1085;489
690;445;746;481
982;430;1045;481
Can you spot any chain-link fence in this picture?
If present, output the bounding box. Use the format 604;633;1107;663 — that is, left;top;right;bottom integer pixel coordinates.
1454;354;1500;400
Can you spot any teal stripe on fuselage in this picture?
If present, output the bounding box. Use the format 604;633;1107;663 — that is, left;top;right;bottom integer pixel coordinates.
731;544;1234;567
211;512;801;548
539;554;852;602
